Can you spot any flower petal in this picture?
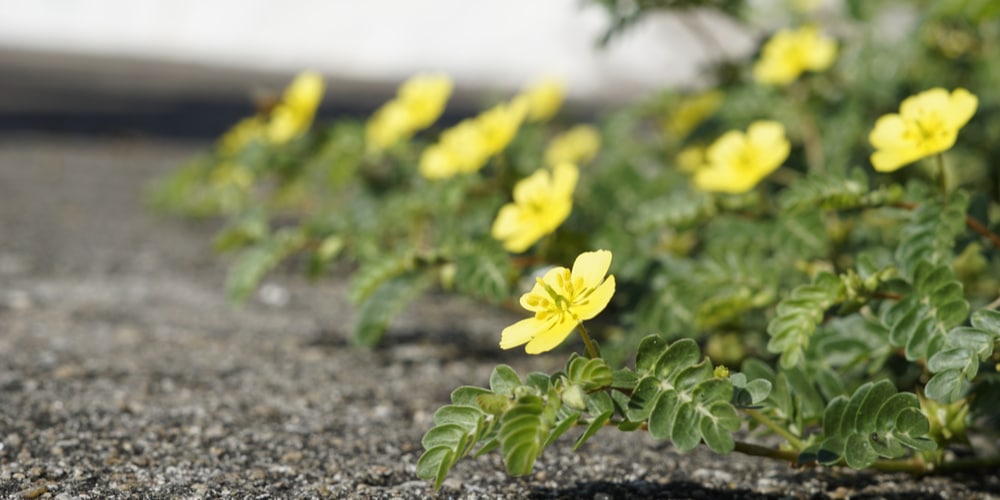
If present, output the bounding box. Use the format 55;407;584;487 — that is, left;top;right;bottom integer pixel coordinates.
575;275;616;321
870;147;925;172
868;115;910;150
943;88;978;130
694;164;757;194
571;250;612;289
524;317;577;354
499;317;546;350
551;162;580;199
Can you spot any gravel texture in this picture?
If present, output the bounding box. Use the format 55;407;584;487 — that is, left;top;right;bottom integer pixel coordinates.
1;135;999;499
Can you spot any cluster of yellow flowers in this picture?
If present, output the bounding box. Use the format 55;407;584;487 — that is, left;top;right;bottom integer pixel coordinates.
491;162;579;253
500;36;979;357
218;71;326;152
365;74;453;153
418;78;566;180
681;23;977;195
544;125;601;167
753;25;837;86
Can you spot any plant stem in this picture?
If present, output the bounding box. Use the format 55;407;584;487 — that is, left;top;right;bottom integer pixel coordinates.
895;201;1000;251
936;154;949;199
743;408;804;450
577;322;601;359
733;441;800;463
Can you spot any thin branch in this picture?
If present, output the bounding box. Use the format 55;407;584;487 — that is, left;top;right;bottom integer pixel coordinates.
894;201;1000;251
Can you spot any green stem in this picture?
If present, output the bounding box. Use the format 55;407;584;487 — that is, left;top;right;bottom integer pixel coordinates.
732;441;937;474
743;408;804;450
936;153;949;198
733;441;800;463
577;322;601;359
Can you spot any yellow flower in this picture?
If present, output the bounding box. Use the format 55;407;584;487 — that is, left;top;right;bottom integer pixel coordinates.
476;99;527;156
544;125;601;167
492;163;578;253
693;121;790;194
676;145;705;173
418;98;525;180
218;116;265;154
418;120;490;179
516;77;566;122
396;73;453;130
500;250;616;354
869;87;978;172
266;70;325;144
664;90;723;140
753;25;837;85
367;74;453;152
366;101;412;152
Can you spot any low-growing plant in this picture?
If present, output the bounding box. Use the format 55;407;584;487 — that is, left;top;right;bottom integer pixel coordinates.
151;0;1000;485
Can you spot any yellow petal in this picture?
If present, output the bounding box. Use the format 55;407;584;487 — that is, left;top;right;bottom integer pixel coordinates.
868;115;909;150
694;165;757;194
870;148;925;173
500;317;546;350
524;317;577;354
575;275;616;321
551;162;580;199
571;250;612;289
900;88;949;121
706;130;746;166
943;88;978;130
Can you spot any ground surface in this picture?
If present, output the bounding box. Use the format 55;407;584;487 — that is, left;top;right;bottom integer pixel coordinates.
1;134;999;500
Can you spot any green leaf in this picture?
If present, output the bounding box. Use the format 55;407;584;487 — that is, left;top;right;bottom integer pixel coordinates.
671;403;700;451
574;409;613;451
766;272;844;369
453;243;513;302
416;446;455;489
417;403;488;489
698;401;739;453
450;386;492;407
924;369;968;403
498;395;548;476
927;347;975;372
225;227;306;302
543;412;580;448
566;356;613;391
490;365;523;395
971;308;1000;333
655;338;701;379
433;405;483;430
894;193;969;279
820;384;935;468
635;335;669;374
844;433;879;468
352;271;434;347
627;376;663;422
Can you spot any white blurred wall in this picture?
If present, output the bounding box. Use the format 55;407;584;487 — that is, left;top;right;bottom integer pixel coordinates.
0;0;755;101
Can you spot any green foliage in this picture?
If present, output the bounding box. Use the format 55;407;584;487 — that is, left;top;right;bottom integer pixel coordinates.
779;168;902;213
767;272;844;369
226;227;307;302
881;260;970;362
152;0;1000;485
813;380;936;468
895;193;970;279
925;309;1000;403
626;337;740;452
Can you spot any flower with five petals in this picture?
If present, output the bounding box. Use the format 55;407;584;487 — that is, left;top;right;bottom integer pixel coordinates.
500;250;616;354
869;87;978;172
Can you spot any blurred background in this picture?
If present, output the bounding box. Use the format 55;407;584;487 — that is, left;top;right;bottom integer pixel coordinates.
0;0;758;138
